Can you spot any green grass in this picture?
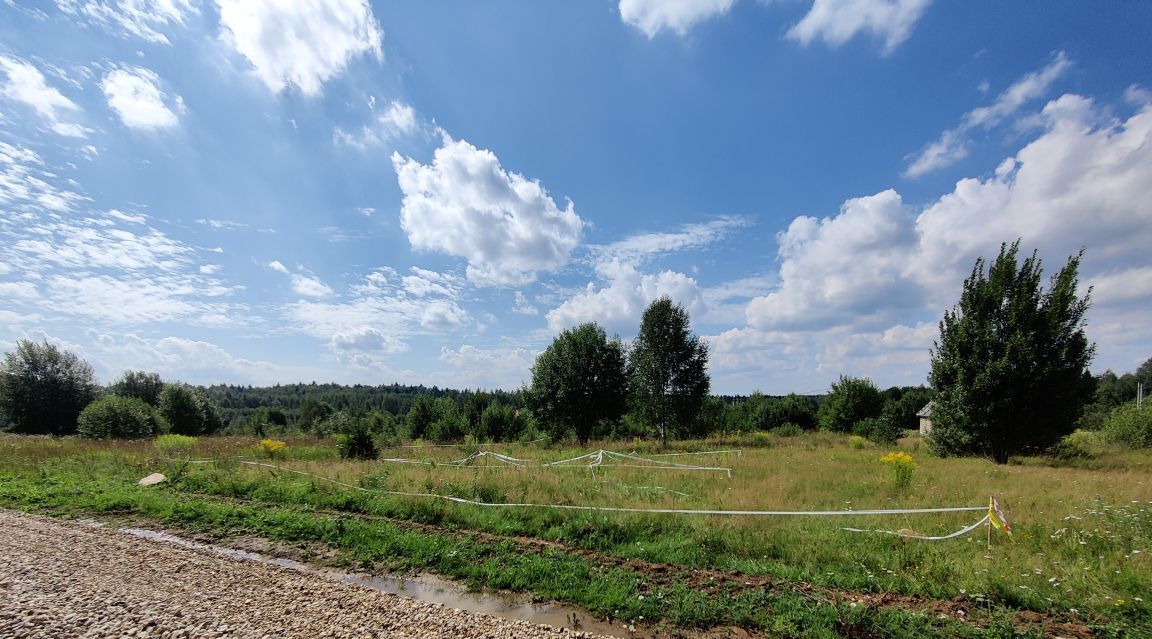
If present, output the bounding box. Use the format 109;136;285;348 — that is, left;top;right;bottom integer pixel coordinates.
1;432;1149;637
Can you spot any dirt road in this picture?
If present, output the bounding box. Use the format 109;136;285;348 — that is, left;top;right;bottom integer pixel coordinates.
0;510;608;639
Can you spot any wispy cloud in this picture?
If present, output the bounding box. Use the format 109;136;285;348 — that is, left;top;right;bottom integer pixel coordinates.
590;216;749;267
290;273;334;298
55;0;197;45
904;51;1071;178
785;0;933;54
0;55;88;137
285;267;471;365
197;218;249;231
335;100;427;150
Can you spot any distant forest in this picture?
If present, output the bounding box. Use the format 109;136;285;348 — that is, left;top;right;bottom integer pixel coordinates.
202;382;524;428
200;381;807;429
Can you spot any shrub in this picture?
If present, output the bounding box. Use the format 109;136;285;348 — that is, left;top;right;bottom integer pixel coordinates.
336;430;378;460
257;438;287;459
880;450;916;489
1050;429;1107;460
749;431;772;447
818;376;883;433
853;417;903;446
154;434;197;454
333;413;379;460
848;435;867;450
77;396;165;439
1102;405;1152;448
771;422;803;437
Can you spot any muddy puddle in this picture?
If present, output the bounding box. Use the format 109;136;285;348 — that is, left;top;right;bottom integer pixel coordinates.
121;527;649;637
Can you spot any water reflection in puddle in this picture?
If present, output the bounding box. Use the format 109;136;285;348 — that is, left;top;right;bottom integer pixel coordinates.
121;528;646;638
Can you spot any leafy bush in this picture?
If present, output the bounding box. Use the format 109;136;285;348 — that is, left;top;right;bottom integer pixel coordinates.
1102;405;1152;448
336;430;378;460
818;376;883;433
853;416;903;446
1049;429;1107;460
77;396;165;439
771;422;802;437
154;434;197;454
331;412;379;460
749;431;772;447
848;435;867;450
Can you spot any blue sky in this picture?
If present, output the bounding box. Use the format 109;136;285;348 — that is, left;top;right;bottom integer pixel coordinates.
1;0;1150;395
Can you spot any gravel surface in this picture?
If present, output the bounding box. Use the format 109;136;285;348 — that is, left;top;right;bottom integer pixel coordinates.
0;510;609;639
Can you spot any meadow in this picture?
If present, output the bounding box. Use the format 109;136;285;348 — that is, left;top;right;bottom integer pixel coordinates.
1;432;1148;638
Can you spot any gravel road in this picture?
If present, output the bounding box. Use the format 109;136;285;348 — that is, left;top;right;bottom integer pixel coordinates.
0;510;609;639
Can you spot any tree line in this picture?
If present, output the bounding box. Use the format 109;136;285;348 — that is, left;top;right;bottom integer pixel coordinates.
2;240;1148;462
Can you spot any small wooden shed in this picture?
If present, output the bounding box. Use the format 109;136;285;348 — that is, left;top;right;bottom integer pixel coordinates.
917;401;935;435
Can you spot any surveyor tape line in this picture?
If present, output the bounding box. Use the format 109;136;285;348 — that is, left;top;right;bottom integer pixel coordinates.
239;462;985;517
841;515;991;540
541;450;733;476
593;463;733;478
444;451;529;467
646;449;743;458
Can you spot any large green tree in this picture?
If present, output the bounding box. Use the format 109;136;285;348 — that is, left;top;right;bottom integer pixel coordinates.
629;297;710;445
817;376;883;433
529;322;629;444
929;241;1095;463
0;339;100;435
110;370;165;406
158;384;224;436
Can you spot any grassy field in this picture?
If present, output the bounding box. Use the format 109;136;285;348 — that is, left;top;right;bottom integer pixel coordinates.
1;432;1149;638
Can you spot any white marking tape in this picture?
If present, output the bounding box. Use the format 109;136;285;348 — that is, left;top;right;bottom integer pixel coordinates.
442;451;529;467
238;462;985;517
646;449;743;458
842;515;991;540
543;450;733;477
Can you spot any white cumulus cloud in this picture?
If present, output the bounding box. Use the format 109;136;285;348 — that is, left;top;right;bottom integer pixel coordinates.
331;326;408;353
216;0;383;96
547;262;705;336
746;189;921;331
100;66;185;130
392;137;584;287
728;91;1152;392
84;332;281;385
619;0;735;37
912;93;1152;299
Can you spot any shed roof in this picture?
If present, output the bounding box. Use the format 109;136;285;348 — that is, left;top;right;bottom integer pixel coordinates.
916;401;935;418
